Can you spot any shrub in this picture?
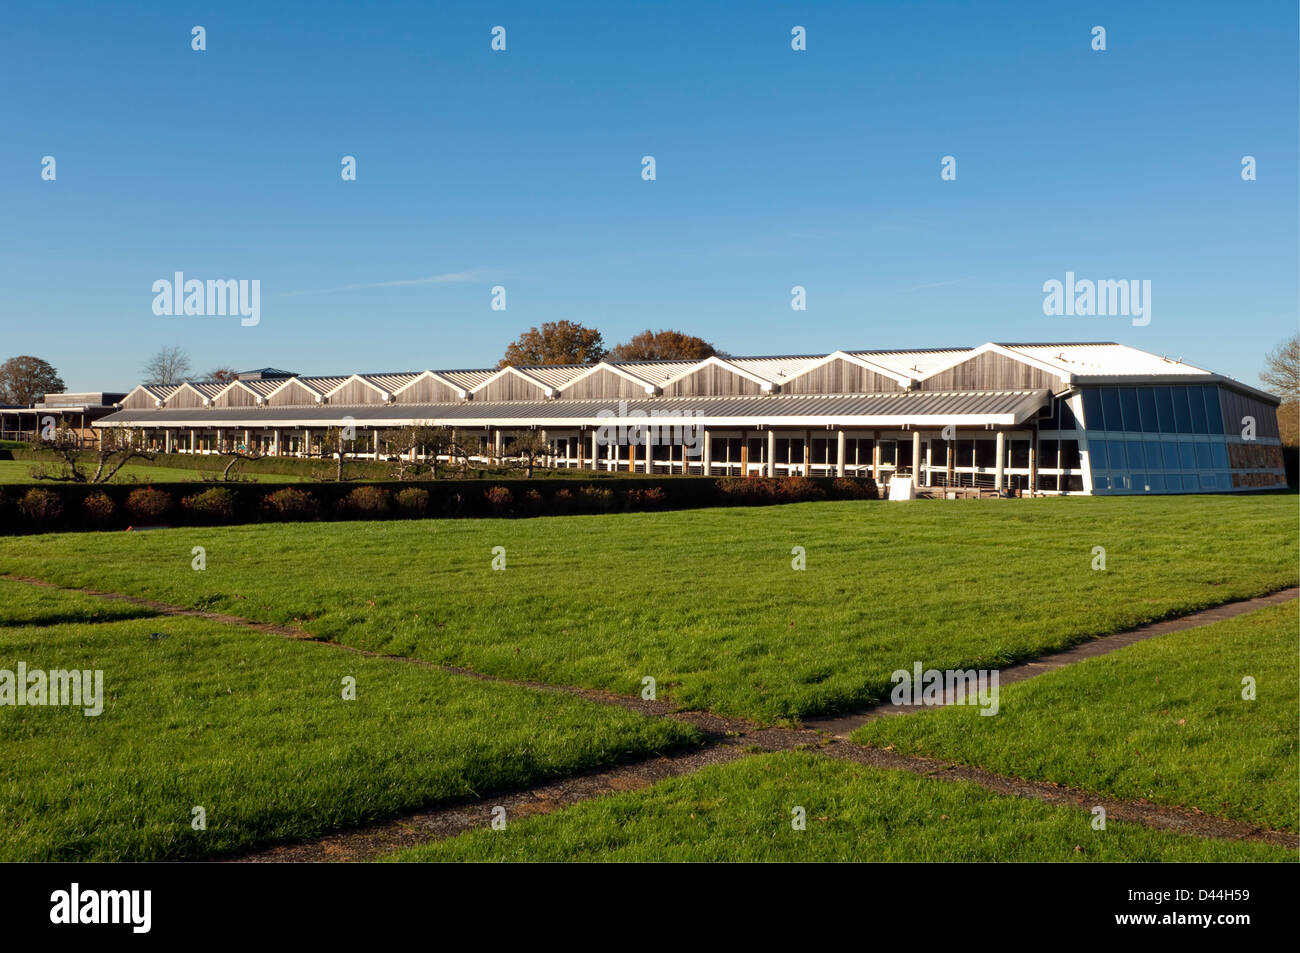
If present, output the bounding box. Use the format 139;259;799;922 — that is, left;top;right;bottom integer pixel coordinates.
262;487;319;521
579;485;614;512
832;477;879;500
126;487;172;522
625;486;667;508
523;488;544;514
344;485;390;517
394;486;430;517
441;491;465;517
550;488;575;513
19;487;63;524
82;492;116;526
484;486;513;514
182;487;237;522
778;476;825;502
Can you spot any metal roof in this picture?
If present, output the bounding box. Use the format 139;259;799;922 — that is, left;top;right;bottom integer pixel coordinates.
96;389;1049;429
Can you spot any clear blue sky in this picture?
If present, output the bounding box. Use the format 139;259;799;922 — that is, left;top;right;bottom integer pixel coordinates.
2;0;1296;392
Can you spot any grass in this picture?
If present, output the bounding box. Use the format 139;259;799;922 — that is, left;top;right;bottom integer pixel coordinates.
385;751;1295;862
0;577;158;627
0;588;698;861
0;494;1292;723
0;459;304;485
854;602;1300;832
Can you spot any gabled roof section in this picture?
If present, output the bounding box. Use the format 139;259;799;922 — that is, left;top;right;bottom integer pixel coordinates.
210;379;265;405
391;370;470;400
324;373;396;401
470;364;556;398
557;361;661;396
660;355;777;392
777;350;914;389
913;342;1073;387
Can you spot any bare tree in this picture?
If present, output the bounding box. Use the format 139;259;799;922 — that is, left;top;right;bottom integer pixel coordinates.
214;446;266;481
142;346;193;386
317;426;361;481
508;430;550;478
380;423;456;479
35;424;158;483
1261;335;1299;401
205;367;240;384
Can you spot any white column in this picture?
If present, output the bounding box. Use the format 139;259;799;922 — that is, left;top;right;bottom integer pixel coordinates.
995;430;1005;492
702;430;712;476
767;429;776;477
165;429;173;454
592;429;601;471
912;430;922;484
189;428;196;454
836;429;846;477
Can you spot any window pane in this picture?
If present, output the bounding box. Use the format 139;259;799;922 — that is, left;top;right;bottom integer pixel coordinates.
1126;439;1146;469
1137;388;1159;433
1195;443;1213;469
1010;440;1029;468
1132;473;1150;492
1082;389;1104;429
1061;440;1081;469
879;441;896;465
1108;440;1126;470
1178;443;1196;469
1161;443;1180;471
1172;387;1193;433
1059;399;1078;430
1149;473;1165;492
1040;439;1059;468
1065;474;1084;492
1090;474;1106;490
1188;387;1208;433
1100;388;1122;431
974;440;995;468
1211;442;1229;469
1154;386;1176;432
1201;386;1224;434
1082;440;1100;470
1118;387;1141;432
1198;472;1215;490
1144;441;1162;470
1181;474;1199;491
931;440;947;466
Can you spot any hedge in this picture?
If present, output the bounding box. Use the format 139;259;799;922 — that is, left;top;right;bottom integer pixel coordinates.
0;476;878;535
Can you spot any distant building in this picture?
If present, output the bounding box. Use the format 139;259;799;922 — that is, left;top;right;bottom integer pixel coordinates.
1;392;127;447
94;342;1287;494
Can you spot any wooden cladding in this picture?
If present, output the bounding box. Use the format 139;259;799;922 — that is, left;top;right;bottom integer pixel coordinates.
394;375;460;404
780;358;903;394
561;368;649;400
1219;387;1280;439
476;371;549;402
916;351;1059;391
663;363;764;397
266;380;322;406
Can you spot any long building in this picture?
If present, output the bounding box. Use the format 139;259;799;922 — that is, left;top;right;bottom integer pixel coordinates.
93;342;1288;494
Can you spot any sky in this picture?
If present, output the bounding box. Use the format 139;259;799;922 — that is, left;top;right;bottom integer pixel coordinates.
1;0;1296;392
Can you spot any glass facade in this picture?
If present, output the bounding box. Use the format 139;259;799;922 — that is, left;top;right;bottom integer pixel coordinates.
1079;384;1233;493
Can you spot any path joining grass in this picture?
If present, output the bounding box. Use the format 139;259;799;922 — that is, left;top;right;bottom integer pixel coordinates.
0;494;1292;723
855;602;1299;832
385;751;1294;862
0;590;697;861
0;459;303;485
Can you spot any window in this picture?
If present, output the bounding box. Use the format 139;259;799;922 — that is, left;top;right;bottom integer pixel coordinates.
1195;443;1213;469
1154;386;1176;432
878;441;896;466
1010;440;1030;468
789;438;804;462
1181;474;1198;491
1137;388;1159;433
957;439;974;467
1118;387;1141;432
1100;388;1122;431
1088;474;1104;490
1061;440;1081;469
1211;442;1229;469
1148;473;1165;492
1188;387;1208;433
897;441;913;467
1084;440;1102;470
1107;440;1126;470
1201;385;1224;434
1172;387;1193;433
1064;474;1084;492
1144;441;1162;469
1041;473;1060;490
1178;443;1196;470
1082;389;1104;429
974;440;996;468
1040;439;1060;468
1132;473;1149;492
931;440;948;466
1161;443;1179;471
1126;439;1146;469
1059;400;1078;430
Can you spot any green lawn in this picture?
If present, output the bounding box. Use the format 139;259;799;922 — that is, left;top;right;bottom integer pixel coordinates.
855;601;1300;832
0;459;304;484
0;495;1293;723
0;589;697;861
0;577;158;627
386;751;1294;862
